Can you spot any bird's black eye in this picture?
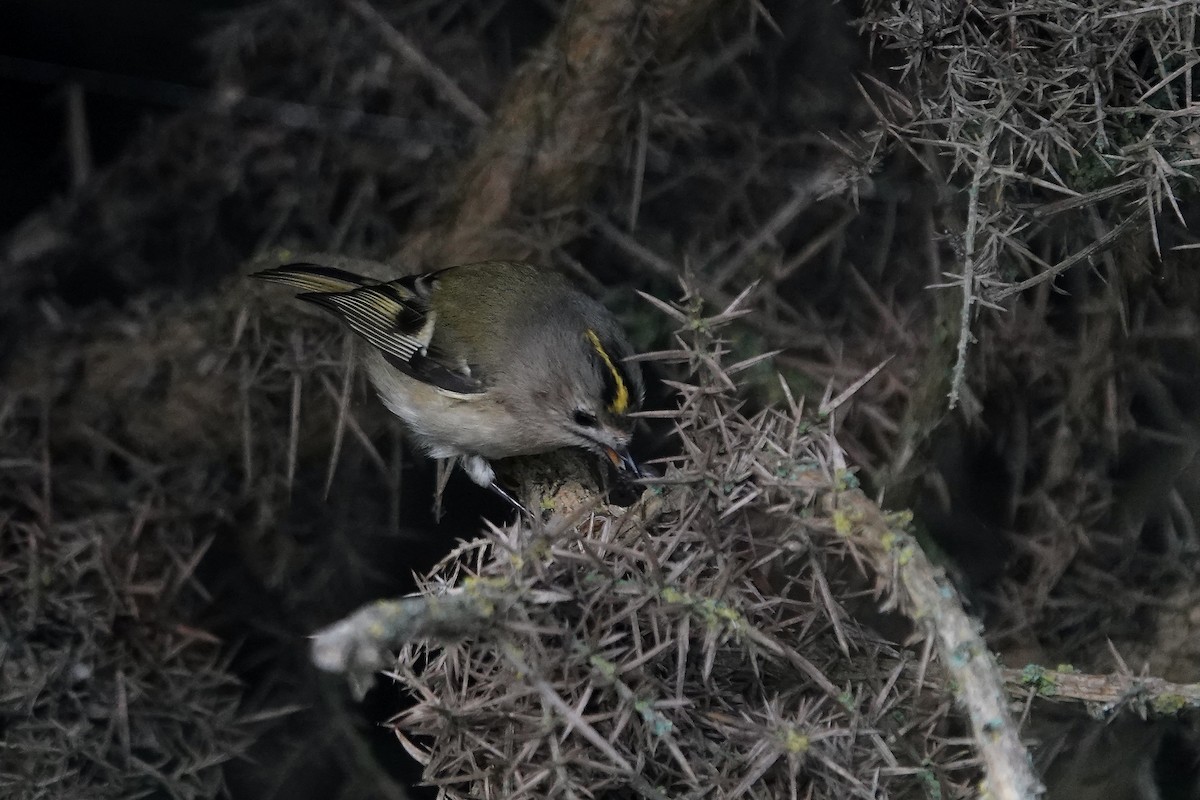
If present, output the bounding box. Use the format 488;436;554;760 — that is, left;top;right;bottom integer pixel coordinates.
573;410;598;427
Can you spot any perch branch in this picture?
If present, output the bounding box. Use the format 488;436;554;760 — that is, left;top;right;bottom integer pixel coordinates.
833;489;1043;800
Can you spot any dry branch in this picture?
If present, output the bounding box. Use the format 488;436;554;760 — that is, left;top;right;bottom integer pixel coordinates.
312;580;538;700
1003;665;1200;718
344;0;489;127
859;0;1200;422
831;491;1043;800
399;0;725;266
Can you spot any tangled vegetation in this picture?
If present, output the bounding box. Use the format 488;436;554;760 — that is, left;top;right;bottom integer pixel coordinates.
3;0;1199;798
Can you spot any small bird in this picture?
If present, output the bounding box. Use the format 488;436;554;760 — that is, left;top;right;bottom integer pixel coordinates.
253;259;645;509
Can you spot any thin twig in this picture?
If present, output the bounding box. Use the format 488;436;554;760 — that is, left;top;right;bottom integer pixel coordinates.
710;165;851;289
64;83;92;189
991;210;1148;301
948;150;988;410
344;0;490;127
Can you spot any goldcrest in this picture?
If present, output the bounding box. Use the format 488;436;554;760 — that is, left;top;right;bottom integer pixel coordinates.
254;259;644;507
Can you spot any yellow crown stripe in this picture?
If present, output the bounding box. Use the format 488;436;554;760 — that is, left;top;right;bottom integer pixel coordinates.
585;329;630;414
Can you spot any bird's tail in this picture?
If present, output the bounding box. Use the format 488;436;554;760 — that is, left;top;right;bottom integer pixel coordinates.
251;263;369;294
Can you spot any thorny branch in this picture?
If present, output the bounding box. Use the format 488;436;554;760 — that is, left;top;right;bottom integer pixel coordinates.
315;284;1044;799
830;491;1043;800
1003;665;1200;718
861;0;1200;404
948;147;989;410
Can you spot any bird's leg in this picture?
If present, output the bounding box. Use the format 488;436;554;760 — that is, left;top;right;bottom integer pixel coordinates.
461;454;496;487
461;454;529;517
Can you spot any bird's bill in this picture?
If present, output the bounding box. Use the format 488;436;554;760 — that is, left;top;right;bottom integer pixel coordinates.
605;447;644;477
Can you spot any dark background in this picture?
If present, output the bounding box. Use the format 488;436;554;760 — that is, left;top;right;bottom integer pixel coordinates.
0;1;244;231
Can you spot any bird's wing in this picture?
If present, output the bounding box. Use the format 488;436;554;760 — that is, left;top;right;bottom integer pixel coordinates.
254;263;484;395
